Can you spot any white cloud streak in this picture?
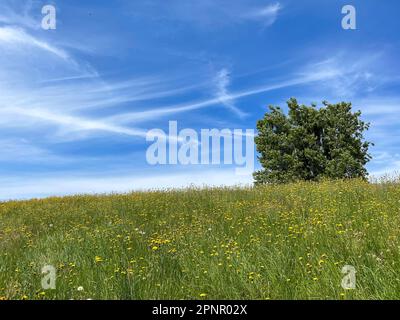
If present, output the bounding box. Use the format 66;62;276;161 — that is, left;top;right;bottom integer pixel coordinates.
0;26;69;60
0;0;39;30
127;1;282;28
109;60;343;125
214;69;247;118
244;2;282;26
0;106;149;138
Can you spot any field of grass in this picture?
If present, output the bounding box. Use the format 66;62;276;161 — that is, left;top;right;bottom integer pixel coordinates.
1;178;400;300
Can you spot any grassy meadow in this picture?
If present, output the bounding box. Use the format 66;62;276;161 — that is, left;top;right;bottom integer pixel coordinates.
1;178;400;300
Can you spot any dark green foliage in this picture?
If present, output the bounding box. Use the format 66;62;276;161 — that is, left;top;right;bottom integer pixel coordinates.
254;98;373;184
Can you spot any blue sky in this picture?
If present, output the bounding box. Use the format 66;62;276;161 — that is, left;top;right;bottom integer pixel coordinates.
0;0;399;199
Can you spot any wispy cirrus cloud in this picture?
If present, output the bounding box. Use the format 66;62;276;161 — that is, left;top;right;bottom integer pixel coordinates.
0;106;149;138
0;54;346;145
0;1;284;142
299;53;388;98
214;69;247;118
1;30;396;145
0;26;69;60
0;0;39;30
243;2;282;26
0;71;211;141
125;0;283;28
108;56;358;125
0;1;97;75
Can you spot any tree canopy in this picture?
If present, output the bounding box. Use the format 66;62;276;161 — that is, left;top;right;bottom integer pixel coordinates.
254;98;373;184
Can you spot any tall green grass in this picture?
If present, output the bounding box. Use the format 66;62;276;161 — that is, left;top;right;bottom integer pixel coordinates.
1;179;400;300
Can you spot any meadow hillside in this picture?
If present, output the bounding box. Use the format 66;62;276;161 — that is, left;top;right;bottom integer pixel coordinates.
1;179;400;300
